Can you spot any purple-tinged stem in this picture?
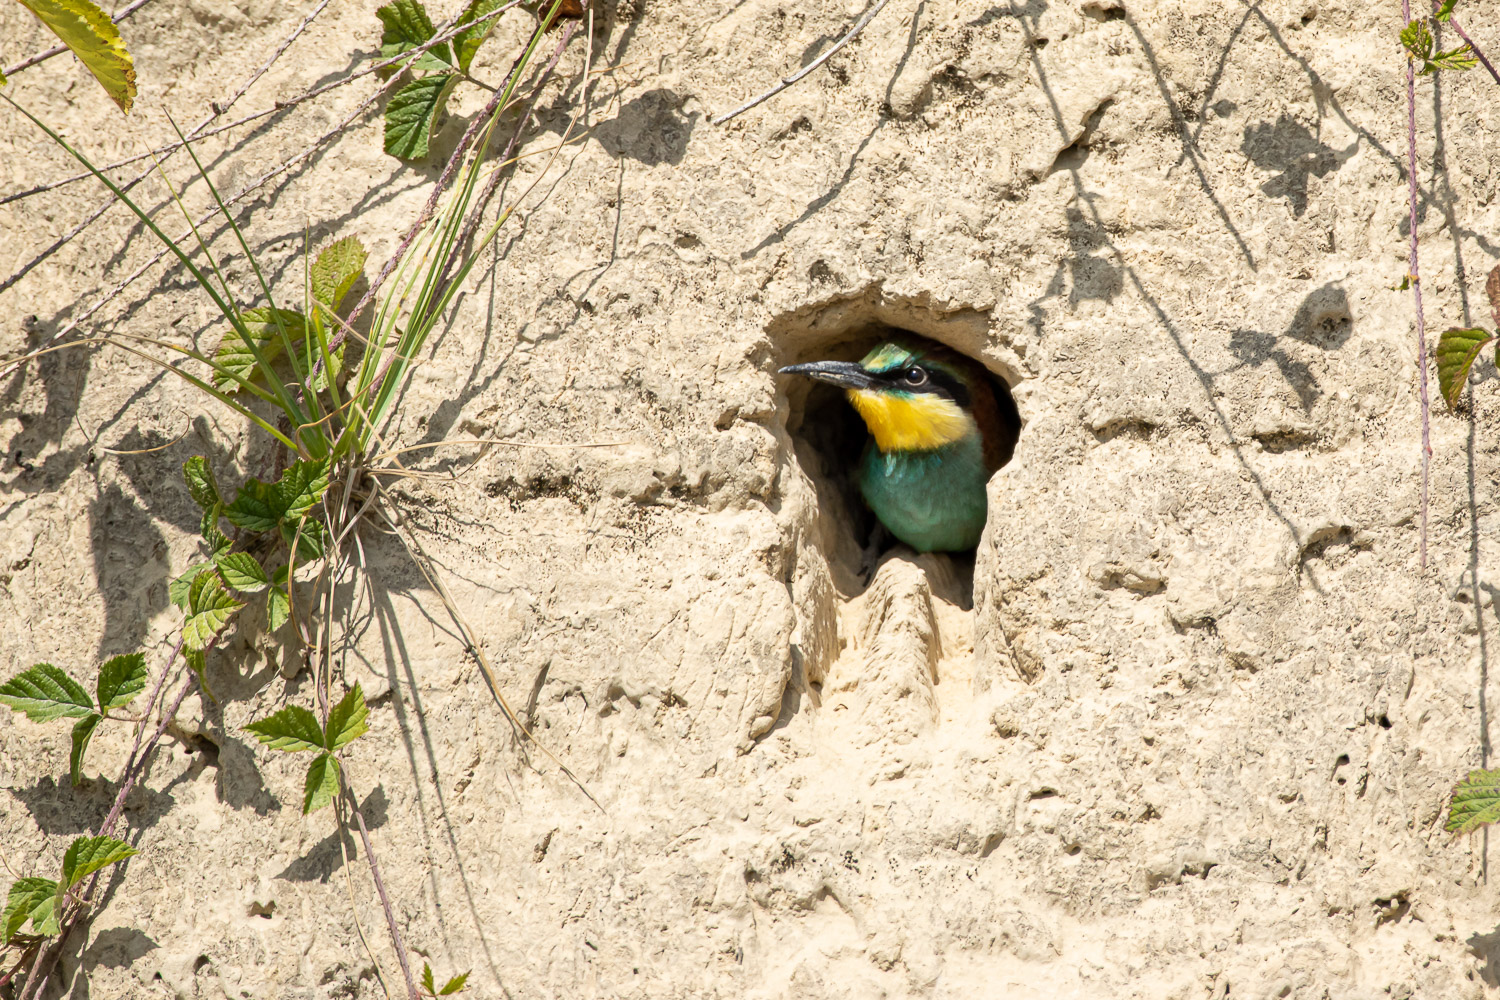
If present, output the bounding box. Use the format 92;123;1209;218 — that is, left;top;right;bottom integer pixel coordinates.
1405;0;1433;569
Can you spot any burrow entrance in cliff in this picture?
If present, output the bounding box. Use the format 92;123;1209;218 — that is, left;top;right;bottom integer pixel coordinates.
768;296;1023;733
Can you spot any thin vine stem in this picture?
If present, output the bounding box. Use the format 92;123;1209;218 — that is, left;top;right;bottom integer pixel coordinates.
1404;0;1433;569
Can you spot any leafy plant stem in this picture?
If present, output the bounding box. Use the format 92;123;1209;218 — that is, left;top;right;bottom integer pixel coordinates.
18;651;197;1000
1440;11;1500;85
1404;0;1433;568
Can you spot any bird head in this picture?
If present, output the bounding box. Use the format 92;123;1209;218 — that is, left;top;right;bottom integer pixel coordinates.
780;341;981;454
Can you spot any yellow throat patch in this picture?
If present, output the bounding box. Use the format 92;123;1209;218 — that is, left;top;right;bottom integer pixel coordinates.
848;389;972;452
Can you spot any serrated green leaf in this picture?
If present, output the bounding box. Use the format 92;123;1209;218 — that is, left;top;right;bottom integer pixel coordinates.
282;517;329;562
0;664;94;722
303;752;341;813
1435;327;1495;409
267;585;291;632
311;236;367;312
422;963;437;995
1435;0;1457;21
439;972;470;995
170;562;211;609
1422;43;1478;74
275;459;332;523
61;835;138;890
18;0;136;113
96;653;147;711
226;478;279;532
245;704;325;752
211;308;303;392
70;713;101;787
183;456;221;511
183;571;243;651
1448;768;1500;834
1401;19;1433;61
384;74;458;160
215;552;270;594
455;0;505;71
3;877;57;943
325;684;368;752
377;0;453;74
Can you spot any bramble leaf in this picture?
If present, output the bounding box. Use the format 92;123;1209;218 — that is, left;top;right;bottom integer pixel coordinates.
384;73;458;160
3;877;57;943
0;664;94;722
311;236;367;312
1435;327;1495;409
70;713;101;786
202;504;231;556
17;0;137;113
423;964;437;995
1448;768;1500;834
96;653;147;711
216;552;270;594
377;0;453;74
1423;44;1478;74
275;459;332;523
211;307;304;392
226;479;279;532
170;562;211;609
325;684;368;752
183;571;243;651
183;456;221;511
455;0;505;72
439;972;469;994
61;835;138;890
267;585;291;632
1401;19;1433;61
1435;0;1457;20
245;705;325;753
303;752;341;813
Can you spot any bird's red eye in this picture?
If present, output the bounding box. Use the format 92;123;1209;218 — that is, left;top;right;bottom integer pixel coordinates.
903;367;928;386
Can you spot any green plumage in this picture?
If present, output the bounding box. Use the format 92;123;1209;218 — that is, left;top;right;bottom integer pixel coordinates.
780;334;1021;555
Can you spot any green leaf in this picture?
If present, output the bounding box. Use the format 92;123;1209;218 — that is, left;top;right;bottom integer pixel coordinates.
303;752;341;813
384;74;458;160
183;456;222;511
96;653;147;711
245;704;325;752
0;66;7;86
377;0;453;74
1435;0;1457;21
61;835;138;890
0;664;94;721
215;551;270;594
211;307;304;392
1422;44;1478;74
267;585;291;632
325;684;368;752
439;972;470;995
183;571;243;651
226;479;279;532
3;878;57;943
17;0;136;113
282;517;329;562
422;963;437;995
275;459;333;523
1448;768;1500;834
169;562;211;609
1401;19;1433;62
70;713;101;786
311;236;367;312
455;0;505;72
1435;327;1495;409
31;889;59;936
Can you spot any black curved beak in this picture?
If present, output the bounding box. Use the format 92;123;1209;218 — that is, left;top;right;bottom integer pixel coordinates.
778;361;877;391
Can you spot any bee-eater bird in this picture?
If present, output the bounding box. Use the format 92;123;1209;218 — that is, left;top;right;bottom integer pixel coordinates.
780;337;1020;553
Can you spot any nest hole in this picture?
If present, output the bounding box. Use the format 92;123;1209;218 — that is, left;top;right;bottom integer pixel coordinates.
778;323;1021;597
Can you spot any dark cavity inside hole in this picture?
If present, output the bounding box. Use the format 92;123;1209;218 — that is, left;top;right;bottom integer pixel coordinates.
780;326;1021;588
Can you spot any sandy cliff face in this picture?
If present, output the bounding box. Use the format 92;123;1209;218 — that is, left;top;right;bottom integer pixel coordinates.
3;0;1500;996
